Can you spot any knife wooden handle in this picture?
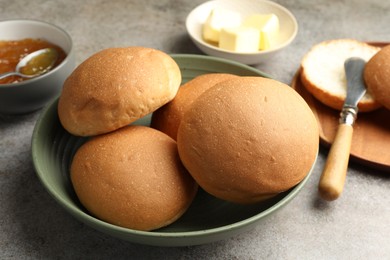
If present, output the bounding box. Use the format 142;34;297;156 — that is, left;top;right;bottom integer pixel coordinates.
319;123;353;201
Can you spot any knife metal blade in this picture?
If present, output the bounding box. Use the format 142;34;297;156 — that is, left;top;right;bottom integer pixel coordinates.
340;57;367;125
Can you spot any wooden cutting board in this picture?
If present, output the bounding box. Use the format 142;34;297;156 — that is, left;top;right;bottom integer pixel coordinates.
291;42;390;171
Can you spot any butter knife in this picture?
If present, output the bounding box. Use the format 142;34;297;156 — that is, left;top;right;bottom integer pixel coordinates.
318;57;367;201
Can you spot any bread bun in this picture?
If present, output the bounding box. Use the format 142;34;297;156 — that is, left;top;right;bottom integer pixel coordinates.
364;44;390;110
58;47;181;136
151;73;238;140
301;39;381;112
177;77;318;204
70;125;197;231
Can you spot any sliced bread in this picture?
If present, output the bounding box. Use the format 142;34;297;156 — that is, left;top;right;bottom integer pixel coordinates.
300;39;381;112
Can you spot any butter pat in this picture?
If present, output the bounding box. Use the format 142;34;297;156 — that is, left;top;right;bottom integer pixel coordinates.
219;26;260;53
202;9;242;43
243;14;279;50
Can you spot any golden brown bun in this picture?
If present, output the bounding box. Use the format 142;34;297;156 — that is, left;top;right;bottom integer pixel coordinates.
364;45;390;110
300;39;381;112
177;77;318;204
70;125;198;231
58;47;181;136
151;73;238;140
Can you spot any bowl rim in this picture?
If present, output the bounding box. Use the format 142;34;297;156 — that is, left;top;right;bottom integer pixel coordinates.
171;53;274;78
0;18;74;89
185;0;298;56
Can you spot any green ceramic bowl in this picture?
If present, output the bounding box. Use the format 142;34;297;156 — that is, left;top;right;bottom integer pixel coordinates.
32;54;314;247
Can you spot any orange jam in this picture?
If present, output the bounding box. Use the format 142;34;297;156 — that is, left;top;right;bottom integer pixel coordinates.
0;38;67;84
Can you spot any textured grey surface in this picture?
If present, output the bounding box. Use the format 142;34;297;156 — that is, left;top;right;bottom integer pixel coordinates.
1;0;390;259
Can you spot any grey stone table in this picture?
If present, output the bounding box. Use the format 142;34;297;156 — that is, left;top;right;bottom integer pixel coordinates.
1;0;389;259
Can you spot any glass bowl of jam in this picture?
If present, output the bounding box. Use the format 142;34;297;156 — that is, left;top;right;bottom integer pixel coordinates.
0;19;75;114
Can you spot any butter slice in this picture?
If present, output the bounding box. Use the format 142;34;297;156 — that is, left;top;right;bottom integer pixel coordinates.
219;26;260;53
243;14;279;50
202;9;242;43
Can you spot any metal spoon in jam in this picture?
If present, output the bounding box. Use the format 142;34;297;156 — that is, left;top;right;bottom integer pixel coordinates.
0;48;58;80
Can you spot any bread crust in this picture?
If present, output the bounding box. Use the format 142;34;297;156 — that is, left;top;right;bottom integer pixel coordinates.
177;77;318;204
58;47;181;136
151;73;238;140
70;125;197;231
300;39;381;112
364;44;390;110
